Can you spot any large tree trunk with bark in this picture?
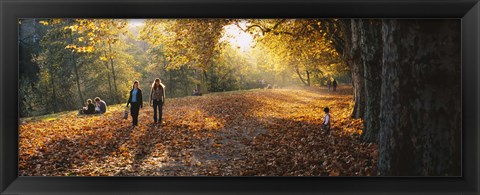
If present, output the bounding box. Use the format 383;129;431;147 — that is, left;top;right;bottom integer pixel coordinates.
359;20;383;143
378;19;461;176
349;19;365;119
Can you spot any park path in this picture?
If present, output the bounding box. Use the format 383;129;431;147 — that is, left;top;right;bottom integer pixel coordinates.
19;86;378;176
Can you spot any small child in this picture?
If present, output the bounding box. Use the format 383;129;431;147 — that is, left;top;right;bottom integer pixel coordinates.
322;107;331;133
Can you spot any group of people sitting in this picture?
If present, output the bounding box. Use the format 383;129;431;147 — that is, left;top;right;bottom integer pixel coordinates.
79;97;108;115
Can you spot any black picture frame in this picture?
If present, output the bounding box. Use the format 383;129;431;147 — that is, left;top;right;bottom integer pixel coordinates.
1;0;479;194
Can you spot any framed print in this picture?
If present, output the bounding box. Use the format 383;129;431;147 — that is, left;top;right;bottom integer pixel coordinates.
1;0;479;194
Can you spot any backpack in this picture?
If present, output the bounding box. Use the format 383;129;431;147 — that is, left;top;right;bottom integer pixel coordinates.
123;106;129;119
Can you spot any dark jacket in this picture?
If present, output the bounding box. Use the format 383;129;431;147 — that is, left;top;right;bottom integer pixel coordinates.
85;103;95;114
127;88;143;108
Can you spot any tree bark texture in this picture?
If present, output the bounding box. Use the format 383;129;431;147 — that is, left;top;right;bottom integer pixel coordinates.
350;19;365;119
359;20;383;143
378;19;461;176
108;43;119;104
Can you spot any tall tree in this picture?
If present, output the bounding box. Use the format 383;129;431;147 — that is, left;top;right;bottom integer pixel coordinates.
377;19;461;176
348;19;365;119
359;20;383;143
66;19;85;107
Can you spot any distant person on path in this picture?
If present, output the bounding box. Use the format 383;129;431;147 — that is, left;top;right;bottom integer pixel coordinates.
322;107;331;133
94;97;107;114
332;79;338;91
79;99;95;115
327;79;331;91
126;80;143;127
150;78;166;125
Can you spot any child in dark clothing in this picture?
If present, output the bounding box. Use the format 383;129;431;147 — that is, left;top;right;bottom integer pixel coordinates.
79;99;95;115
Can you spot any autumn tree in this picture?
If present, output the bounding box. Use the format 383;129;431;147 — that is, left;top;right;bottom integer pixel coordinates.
20;19;140;116
245;19;344;87
33;19;80;112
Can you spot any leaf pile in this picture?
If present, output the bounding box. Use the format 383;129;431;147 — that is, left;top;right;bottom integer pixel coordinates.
19;85;377;176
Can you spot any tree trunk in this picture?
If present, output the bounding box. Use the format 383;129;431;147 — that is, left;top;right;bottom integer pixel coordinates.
184;68;190;96
359;20;383;143
193;68;201;92
169;70;173;96
108;43;119;104
294;64;309;86
103;51;114;102
378;19;461;176
49;69;58;112
338;20;356;102
68;19;84;108
349;19;365;119
72;55;84;108
306;70;311;86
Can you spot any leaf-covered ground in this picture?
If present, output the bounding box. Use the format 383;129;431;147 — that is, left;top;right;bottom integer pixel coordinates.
19;85;377;176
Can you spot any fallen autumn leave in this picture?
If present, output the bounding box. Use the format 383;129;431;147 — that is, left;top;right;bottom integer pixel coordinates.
19;85;377;176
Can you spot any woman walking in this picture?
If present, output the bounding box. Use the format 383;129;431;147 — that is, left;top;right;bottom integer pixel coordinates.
150;78;166;125
126;80;143;127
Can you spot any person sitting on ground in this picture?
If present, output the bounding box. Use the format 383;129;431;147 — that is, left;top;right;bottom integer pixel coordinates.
322;107;331;133
94;97;107;114
79;99;95;115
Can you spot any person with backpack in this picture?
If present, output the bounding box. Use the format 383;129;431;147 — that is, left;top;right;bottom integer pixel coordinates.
126;80;143;127
150;78;166;125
